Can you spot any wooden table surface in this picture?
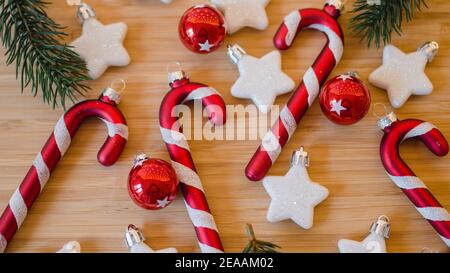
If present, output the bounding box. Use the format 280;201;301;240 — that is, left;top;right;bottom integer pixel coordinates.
0;0;449;253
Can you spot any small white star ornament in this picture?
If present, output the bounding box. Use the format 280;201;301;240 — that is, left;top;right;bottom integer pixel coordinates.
369;42;438;108
71;3;130;80
210;0;270;34
263;147;329;229
160;0;173;3
125;225;178;253
227;44;295;113
338;215;391;253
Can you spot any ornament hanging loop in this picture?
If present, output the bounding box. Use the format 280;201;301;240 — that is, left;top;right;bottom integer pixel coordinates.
372;103;397;130
110;78;127;94
418;41;439;62
167;62;187;84
125;225;146;248
291;147;310;168
76;2;96;24
369;215;391;238
101;79;126;105
227;44;247;65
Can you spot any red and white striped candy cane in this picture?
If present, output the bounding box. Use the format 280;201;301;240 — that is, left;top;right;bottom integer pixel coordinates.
159;69;225;253
0;88;128;253
245;0;345;181
379;112;450;247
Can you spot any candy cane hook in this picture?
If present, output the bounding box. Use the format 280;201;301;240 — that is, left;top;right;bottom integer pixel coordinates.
245;0;344;181
0;87;128;253
159;68;225;253
378;112;450;247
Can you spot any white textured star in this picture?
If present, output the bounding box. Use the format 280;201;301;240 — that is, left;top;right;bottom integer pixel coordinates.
369;44;434;108
156;197;170;208
71;18;130;80
160;0;172;3
338;233;387;253
262;161;329;229
198;40;213;52
337;74;353;82
231;50;295;113
330;99;347;116
211;0;270;34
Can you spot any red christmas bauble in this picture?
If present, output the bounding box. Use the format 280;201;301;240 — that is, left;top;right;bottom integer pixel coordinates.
128;154;179;210
319;73;371;125
178;4;226;54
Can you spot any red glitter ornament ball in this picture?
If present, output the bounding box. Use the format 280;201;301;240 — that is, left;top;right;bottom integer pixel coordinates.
178;4;226;54
319;73;371;125
128;154;179;210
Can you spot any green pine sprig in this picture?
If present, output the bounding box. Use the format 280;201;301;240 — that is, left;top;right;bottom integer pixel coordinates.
0;0;90;108
349;0;428;48
242;224;281;253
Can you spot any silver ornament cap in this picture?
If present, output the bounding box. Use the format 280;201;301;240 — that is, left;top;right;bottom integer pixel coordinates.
77;3;96;24
125;225;146;248
377;112;398;130
369;215;391;238
102;87;121;104
168;70;188;84
291;147;310;167
418;41;439;62
325;0;344;11
134;153;149;166
343;71;359;78
227;44;247;65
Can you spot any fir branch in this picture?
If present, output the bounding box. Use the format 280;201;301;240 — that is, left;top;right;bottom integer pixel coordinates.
242;224;281;253
349;0;428;48
0;0;90;108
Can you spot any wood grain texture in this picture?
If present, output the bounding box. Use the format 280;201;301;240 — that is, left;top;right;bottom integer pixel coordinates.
0;0;449;253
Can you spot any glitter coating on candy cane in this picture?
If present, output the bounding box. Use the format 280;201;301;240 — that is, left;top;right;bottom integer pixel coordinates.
0;89;128;253
245;0;344;181
379;115;450;247
160;71;225;253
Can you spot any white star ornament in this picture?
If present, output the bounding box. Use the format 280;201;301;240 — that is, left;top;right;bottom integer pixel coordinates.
211;0;270;34
368;42;438;108
338;215;391;253
227;44;295;113
262;147;329;229
71;3;130;80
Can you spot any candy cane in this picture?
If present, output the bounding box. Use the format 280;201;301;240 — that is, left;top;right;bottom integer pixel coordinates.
245;0;344;181
159;69;225;253
378;112;450;247
0;87;128;253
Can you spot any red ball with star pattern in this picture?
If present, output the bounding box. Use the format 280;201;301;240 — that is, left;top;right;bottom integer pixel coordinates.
178;4;226;54
319;73;371;125
128;154;179;210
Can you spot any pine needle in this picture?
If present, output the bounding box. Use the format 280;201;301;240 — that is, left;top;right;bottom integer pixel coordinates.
0;0;90;108
242;224;281;253
349;0;428;48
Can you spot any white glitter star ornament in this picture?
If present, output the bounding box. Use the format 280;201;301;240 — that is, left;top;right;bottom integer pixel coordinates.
160;0;173;3
210;0;270;34
263;147;329;229
71;3;130;80
338;215;391;253
125;225;178;253
227;44;295;113
369;42;438;108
